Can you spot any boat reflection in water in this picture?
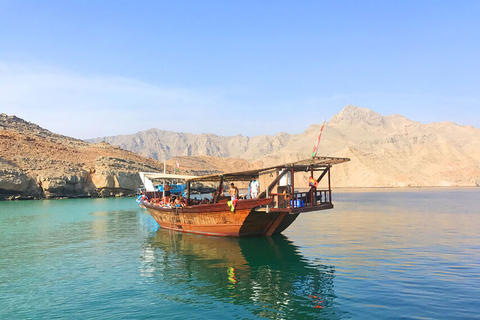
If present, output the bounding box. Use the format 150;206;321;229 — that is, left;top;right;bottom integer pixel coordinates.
140;229;342;319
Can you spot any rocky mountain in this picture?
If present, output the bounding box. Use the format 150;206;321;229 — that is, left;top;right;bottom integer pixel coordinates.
270;106;480;187
0;113;169;199
86;129;293;160
2;105;478;200
88;105;480;187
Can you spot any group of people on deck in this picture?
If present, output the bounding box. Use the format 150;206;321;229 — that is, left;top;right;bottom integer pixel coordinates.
144;182;186;208
159;195;187;208
145;178;261;208
142;194;186;208
165;177;260;204
228;177;260;201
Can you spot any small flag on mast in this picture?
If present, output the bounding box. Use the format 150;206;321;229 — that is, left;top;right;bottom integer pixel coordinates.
175;161;180;172
311;120;326;158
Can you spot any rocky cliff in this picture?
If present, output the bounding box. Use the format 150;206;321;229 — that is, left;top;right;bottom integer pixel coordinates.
87;129;292;160
88;106;480;188
0;114;169;199
277;106;480;187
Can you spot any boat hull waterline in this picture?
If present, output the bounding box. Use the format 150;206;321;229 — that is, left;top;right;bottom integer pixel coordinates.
142;198;300;237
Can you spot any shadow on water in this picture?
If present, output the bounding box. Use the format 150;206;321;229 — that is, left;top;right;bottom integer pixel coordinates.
141;229;346;319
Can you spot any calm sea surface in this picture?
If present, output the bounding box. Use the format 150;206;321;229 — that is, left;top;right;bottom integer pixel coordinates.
1;189;479;319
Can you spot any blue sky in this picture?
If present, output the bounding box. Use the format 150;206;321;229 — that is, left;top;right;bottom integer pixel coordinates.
1;0;479;138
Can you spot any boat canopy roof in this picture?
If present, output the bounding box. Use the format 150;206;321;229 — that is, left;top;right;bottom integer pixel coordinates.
139;172;197;180
186;156;350;182
139;172;197;191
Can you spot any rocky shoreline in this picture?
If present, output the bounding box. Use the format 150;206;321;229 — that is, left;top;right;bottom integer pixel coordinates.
0;113;170;201
0;114;227;201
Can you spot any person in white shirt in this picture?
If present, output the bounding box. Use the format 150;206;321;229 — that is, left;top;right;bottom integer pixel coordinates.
250;177;260;199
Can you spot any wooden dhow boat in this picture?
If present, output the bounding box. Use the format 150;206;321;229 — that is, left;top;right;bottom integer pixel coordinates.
139;156;349;237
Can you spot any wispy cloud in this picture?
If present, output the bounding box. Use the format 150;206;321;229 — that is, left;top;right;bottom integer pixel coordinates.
0;62;344;139
3;62;474;139
0;63;236;138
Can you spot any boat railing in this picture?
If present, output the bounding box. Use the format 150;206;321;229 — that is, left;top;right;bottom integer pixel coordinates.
267;189;331;209
268;192;289;208
290;189;331;208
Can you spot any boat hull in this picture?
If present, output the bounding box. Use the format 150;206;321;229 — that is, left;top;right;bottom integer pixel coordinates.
142;198;299;237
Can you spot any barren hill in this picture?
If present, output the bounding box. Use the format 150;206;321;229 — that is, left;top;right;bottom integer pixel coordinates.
3;104;478;200
0;113;258;200
87;129;292;160
0;113;169;199
88;106;480;187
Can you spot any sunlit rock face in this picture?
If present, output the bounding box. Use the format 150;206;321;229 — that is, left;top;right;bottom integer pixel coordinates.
0;113;166;200
88;105;480;188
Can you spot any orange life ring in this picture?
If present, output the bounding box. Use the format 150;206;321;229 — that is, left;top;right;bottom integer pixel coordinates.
309;177;318;188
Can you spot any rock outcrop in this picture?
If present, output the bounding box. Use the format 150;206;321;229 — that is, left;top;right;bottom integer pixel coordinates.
0;113;168;199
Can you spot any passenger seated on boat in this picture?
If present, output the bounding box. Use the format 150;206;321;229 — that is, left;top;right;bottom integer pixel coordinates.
162;201;171;208
174;196;185;208
178;195;186;207
200;197;209;204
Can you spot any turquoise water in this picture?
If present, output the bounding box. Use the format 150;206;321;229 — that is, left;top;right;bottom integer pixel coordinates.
1;189;479;319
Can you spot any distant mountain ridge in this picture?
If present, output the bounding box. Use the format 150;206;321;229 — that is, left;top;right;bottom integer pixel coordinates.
87;129;293;160
8;105;478;200
87;105;480;187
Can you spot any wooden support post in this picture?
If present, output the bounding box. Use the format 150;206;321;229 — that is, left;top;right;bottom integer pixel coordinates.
290;166;294;207
316;167;329;183
186;181;191;206
328;165;331;203
214;175;224;203
310;165;315;207
258;168;289;198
